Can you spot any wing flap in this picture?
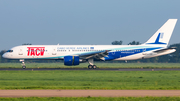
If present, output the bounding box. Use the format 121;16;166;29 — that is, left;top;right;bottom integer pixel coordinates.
80;50;110;60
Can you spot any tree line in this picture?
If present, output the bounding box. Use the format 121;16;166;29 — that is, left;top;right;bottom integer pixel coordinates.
0;41;180;63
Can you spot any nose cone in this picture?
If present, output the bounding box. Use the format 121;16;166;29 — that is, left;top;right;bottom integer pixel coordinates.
2;53;7;58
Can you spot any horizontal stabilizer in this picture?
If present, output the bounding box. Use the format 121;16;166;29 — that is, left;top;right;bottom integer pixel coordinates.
154;47;176;53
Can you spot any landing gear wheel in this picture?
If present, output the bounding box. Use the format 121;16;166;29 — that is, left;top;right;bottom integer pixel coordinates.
88;65;92;69
22;66;26;69
92;65;97;69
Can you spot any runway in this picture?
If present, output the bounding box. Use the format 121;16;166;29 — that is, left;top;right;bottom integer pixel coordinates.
0;90;180;97
0;68;180;71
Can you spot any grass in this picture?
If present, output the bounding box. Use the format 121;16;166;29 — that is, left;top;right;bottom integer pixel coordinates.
0;97;180;101
1;63;180;68
0;70;180;90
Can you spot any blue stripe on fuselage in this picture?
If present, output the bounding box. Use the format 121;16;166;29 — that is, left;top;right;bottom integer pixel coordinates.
104;47;162;60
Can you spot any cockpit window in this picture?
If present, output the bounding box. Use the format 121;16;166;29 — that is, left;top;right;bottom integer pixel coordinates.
7;50;13;52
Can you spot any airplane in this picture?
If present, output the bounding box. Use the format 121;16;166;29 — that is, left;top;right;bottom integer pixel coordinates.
2;19;177;69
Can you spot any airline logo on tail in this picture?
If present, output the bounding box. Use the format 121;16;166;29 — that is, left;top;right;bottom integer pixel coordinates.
146;33;167;45
144;19;177;46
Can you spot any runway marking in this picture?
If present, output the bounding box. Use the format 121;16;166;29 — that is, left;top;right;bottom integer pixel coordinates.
0;90;180;97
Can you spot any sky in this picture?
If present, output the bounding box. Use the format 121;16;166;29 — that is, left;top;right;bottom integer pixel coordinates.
0;0;180;50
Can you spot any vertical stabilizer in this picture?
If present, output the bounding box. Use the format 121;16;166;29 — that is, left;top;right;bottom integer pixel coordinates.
144;19;177;47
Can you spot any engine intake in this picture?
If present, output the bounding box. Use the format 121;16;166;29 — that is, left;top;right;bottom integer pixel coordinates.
64;56;79;66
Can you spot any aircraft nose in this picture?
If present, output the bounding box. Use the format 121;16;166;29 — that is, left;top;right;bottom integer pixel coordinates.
2;53;7;58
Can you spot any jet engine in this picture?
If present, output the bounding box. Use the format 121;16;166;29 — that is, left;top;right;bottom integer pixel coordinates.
64;56;79;66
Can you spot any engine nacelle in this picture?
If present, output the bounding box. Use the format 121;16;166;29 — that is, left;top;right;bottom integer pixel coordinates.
64;56;79;66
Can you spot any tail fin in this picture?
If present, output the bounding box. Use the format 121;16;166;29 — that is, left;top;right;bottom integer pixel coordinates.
144;19;177;47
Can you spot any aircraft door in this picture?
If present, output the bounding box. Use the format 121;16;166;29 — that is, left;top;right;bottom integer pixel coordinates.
19;48;23;55
52;48;57;55
142;48;146;55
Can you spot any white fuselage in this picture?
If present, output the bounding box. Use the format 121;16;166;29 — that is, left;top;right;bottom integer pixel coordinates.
2;44;175;61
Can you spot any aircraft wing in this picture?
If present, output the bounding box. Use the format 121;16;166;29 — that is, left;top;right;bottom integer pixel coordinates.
79;50;110;60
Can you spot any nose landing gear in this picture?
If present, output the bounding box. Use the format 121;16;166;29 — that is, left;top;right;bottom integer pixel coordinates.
20;59;26;69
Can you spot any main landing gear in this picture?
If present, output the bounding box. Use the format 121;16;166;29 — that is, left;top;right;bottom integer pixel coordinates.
88;65;97;69
88;59;97;69
20;59;26;69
